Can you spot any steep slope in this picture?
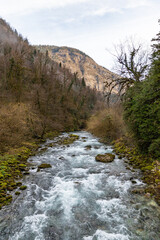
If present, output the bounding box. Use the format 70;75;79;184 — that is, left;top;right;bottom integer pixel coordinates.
0;19;19;44
35;45;118;94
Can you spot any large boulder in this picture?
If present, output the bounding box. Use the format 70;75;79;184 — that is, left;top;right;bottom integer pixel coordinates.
95;153;115;163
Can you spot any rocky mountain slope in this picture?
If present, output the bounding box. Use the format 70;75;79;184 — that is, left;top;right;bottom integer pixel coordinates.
35;45;118;94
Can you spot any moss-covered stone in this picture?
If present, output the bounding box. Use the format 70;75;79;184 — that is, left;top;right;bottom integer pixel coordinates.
38;163;52;169
15;191;21;195
19;185;27;190
16;182;22;186
95;153;115;163
60;134;79;145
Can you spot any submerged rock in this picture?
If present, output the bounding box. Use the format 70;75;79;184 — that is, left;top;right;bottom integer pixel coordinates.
95;153;115;163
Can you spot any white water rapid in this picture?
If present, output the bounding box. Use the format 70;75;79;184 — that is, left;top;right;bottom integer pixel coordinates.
0;131;160;240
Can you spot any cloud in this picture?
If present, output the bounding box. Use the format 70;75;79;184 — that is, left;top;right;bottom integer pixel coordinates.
84;7;122;17
125;0;151;8
0;0;153;17
0;0;91;15
1;0;159;71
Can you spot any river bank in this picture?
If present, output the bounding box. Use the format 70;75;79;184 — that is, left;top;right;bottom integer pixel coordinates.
0;132;82;209
113;138;160;206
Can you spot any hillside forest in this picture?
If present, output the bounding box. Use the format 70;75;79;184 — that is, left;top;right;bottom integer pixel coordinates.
0;18;103;153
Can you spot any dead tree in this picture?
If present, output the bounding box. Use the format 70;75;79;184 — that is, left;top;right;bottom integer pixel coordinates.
105;38;149;104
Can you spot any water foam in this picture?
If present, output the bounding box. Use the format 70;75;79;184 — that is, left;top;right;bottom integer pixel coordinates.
84;229;129;240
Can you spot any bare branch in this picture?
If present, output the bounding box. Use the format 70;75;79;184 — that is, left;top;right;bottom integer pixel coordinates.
105;37;150;104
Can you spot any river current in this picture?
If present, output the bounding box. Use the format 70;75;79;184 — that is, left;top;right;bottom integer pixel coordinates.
0;131;160;240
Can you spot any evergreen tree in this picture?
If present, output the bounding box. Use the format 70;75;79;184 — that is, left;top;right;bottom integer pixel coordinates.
124;21;160;158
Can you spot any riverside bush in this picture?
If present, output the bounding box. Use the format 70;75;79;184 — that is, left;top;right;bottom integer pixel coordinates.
87;105;126;142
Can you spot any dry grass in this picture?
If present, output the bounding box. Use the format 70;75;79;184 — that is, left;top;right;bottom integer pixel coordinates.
87;104;126;142
0;103;46;152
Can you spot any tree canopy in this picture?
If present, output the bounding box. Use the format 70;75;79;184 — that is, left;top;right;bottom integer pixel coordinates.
123;21;160;158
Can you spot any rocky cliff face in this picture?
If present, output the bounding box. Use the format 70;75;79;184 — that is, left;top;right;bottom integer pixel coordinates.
35;45;118;94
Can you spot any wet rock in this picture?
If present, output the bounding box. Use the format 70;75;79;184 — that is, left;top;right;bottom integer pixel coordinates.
95;153;115;163
74;182;80;184
23;171;30;175
94;146;100;149
131;180;137;184
19;185;27;190
126;166;131;170
37;163;52;170
85;145;92;150
16;182;22;186
18;164;27;171
15;191;21;195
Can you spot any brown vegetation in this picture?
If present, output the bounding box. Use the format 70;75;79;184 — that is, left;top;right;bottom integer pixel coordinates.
87;104;126;143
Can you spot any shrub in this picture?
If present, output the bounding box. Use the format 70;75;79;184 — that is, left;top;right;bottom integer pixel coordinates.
87;104;126;142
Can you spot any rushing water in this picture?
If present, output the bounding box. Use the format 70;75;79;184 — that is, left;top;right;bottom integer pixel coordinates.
0;131;160;240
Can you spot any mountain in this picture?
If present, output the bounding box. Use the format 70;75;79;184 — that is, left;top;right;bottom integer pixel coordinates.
35;45;118;95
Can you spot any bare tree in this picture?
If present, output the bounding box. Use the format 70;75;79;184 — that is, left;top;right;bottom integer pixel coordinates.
105;38;150;103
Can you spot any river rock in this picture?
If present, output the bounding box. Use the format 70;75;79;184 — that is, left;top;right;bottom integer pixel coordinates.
37;163;52;171
85;145;92;150
95;153;115;163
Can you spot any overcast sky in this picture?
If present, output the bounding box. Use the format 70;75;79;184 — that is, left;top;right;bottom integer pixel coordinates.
0;0;159;70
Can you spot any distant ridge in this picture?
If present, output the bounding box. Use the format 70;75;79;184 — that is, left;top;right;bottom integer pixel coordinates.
35;45;118;95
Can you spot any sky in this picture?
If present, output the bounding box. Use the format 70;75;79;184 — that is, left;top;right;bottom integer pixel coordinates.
0;0;159;70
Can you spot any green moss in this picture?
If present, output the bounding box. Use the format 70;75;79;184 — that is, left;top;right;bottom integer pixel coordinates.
60;134;79;145
20;185;27;190
155;179;160;184
18;164;27;171
38;163;52;169
0;182;7;189
141;166;153;171
114;138;160;206
15;191;21;195
16;182;22;186
19;164;27;168
0;140;42;208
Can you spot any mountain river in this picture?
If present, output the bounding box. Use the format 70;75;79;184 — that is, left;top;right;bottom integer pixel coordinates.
0;131;160;240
